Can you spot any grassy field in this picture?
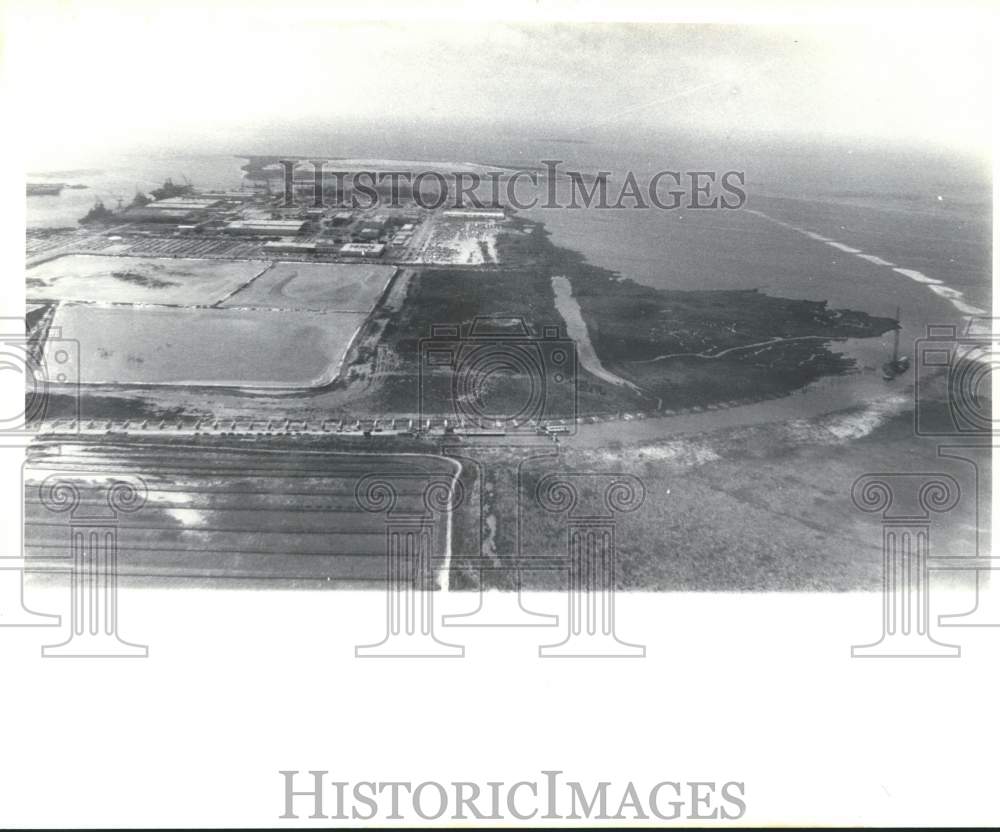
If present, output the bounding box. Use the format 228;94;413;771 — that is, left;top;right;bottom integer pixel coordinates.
222;262;397;311
51;304;367;388
26;254;268;306
498;218;897;408
460;399;981;592
358;265;647;419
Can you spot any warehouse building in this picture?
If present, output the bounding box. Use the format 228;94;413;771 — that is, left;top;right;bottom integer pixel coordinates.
120;207;200;224
353;224;383;241
442;209;506;220
223;219;307;236
146;196;223;211
263;239;317;254
339;243;385;257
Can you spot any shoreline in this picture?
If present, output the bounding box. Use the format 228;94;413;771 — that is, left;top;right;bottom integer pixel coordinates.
570;358;914;447
28;203;907;433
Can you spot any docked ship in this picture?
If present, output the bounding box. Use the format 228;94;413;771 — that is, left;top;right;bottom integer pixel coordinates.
78;198;117;225
882;307;911;381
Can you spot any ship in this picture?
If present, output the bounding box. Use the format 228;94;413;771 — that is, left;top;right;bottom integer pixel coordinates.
78;198;117;225
882;307;911;380
149;176;195;201
26;183;63;196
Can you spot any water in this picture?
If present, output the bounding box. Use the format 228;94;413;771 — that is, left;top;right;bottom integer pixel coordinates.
513;135;990;429
26;153;245;230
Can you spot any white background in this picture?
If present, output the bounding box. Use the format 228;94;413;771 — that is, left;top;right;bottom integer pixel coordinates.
1;1;998;827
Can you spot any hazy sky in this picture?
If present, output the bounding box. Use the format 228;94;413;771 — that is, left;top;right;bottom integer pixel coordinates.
3;4;993;164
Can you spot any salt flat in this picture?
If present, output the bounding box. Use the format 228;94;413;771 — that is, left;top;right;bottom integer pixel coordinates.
222;262;396;311
26;254;269;305
51;303;366;389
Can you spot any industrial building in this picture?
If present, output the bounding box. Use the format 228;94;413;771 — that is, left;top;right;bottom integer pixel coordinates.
223;219;307;236
121;207;201;224
263;239;317;254
339;243;385;257
147;196;223;211
354;225;383;241
442;209;506;220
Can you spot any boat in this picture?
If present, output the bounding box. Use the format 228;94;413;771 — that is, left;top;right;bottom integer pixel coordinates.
882;306;911;380
26;183;63;196
78;198;116;225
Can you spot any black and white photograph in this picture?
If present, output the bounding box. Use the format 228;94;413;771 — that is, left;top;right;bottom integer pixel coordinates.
0;0;996;827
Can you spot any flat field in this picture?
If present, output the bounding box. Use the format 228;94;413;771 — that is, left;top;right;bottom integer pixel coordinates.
26;254;268;305
23;443;457;585
51;303;366;388
222;262;396;311
451;396;981;592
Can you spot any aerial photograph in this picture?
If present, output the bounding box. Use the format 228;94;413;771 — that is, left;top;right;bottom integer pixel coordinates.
18;18;991;606
3;1;996;827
